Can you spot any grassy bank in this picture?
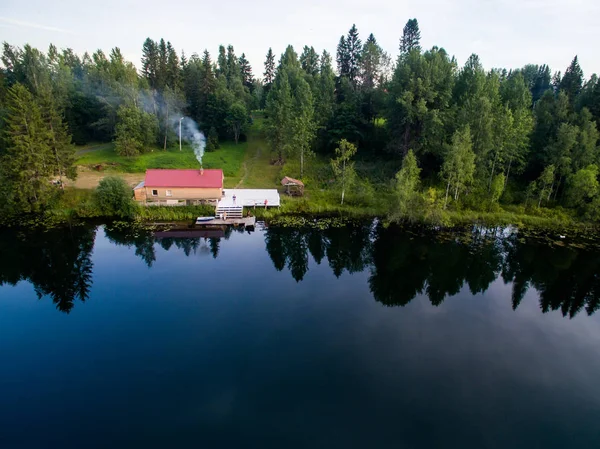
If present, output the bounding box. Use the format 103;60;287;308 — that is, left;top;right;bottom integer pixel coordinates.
76;141;247;180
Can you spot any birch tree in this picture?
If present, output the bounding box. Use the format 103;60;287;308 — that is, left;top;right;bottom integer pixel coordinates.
442;126;475;208
331;139;357;205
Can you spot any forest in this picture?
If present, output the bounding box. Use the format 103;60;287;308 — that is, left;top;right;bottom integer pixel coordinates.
1;19;599;223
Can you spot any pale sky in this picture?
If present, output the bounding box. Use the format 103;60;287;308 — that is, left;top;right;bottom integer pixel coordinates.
1;0;599;79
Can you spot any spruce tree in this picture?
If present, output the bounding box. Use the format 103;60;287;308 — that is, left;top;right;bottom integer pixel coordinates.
400;19;421;54
238;53;254;91
2;83;55;212
264;48;276;85
300;46;319;78
346;25;362;87
141;38;158;88
336;36;349;78
559;56;584;104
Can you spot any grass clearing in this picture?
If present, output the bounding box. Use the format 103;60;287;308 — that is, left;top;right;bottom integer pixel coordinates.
76;141;247;180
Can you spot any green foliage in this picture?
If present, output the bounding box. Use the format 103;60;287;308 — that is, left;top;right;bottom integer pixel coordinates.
226;101;248;144
114;105;158;157
206;126;220;151
565;165;599;209
393;150;422;219
537;164;556;207
94;176;136;217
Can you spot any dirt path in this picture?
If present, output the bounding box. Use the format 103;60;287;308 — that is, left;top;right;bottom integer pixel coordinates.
234;146;261;189
64;167;144;189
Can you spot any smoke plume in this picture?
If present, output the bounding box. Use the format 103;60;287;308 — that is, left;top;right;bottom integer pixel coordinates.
178;117;207;167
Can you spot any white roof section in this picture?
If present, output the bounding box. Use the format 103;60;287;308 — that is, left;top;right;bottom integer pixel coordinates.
133;181;145;190
220;189;280;207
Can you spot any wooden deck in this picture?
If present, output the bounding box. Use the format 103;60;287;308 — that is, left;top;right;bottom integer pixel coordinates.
195;216;256;228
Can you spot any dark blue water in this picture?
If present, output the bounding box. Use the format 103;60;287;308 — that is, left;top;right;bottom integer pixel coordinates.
1;223;599;448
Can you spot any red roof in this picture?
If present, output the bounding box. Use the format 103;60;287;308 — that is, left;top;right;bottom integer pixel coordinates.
144;169;223;188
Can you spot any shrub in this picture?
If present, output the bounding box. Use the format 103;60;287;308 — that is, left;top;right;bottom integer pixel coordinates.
95;176;136;218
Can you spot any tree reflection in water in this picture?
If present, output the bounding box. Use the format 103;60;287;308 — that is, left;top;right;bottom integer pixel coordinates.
0;225;95;313
2;221;598;317
265;223;600;318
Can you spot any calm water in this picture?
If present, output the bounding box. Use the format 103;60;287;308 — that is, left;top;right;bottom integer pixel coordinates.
1;222;600;448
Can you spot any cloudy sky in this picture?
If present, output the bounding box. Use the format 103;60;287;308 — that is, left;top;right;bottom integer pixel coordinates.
1;0;599;78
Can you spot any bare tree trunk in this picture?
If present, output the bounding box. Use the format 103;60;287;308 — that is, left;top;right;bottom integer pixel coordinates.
538;189;544;208
341;159;346;205
488;151;498;192
553;176;562;201
163;101;169;151
505;157;512;188
444;181;451;209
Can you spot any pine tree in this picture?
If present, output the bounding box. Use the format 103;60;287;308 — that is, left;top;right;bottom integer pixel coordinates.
400;19;421;55
345;25;362;87
141;38;158;87
360;33;384;90
264;48;275;85
217;45;227;76
39;89;77;184
157;38;168;91
238;53;254;91
300;46;319;78
315;50;336;128
1;83;55;212
336;36;349;78
166;41;181;92
226;45;239;87
266;71;293;163
559;56;584;104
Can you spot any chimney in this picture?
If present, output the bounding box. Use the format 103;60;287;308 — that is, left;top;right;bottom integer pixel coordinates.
200;167;204;175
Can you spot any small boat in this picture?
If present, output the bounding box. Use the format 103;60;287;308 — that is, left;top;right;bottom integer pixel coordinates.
196;216;214;223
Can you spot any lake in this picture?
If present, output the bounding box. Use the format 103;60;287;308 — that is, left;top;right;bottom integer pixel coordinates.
1;221;599;448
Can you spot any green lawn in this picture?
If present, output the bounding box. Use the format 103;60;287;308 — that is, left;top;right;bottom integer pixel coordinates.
76;142;247;178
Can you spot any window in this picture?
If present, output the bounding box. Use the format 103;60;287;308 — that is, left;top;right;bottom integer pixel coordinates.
166;190;172;197
152;189;158;196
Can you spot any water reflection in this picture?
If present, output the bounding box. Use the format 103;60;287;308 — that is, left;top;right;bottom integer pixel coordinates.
1;222;598;317
0;226;95;313
266;224;600;318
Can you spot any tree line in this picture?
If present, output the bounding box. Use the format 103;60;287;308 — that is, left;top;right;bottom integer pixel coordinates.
1;18;599;218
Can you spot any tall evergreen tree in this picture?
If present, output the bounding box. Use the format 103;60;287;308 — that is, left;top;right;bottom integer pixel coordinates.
264;48;276;85
559;56;584;105
266;71;293;163
345;25;362;87
336;36;350;78
400;19;421;54
1;83;55;213
300;46;319;78
238;53;254;91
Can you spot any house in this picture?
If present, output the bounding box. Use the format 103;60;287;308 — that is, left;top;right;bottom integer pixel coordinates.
134;169;224;206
